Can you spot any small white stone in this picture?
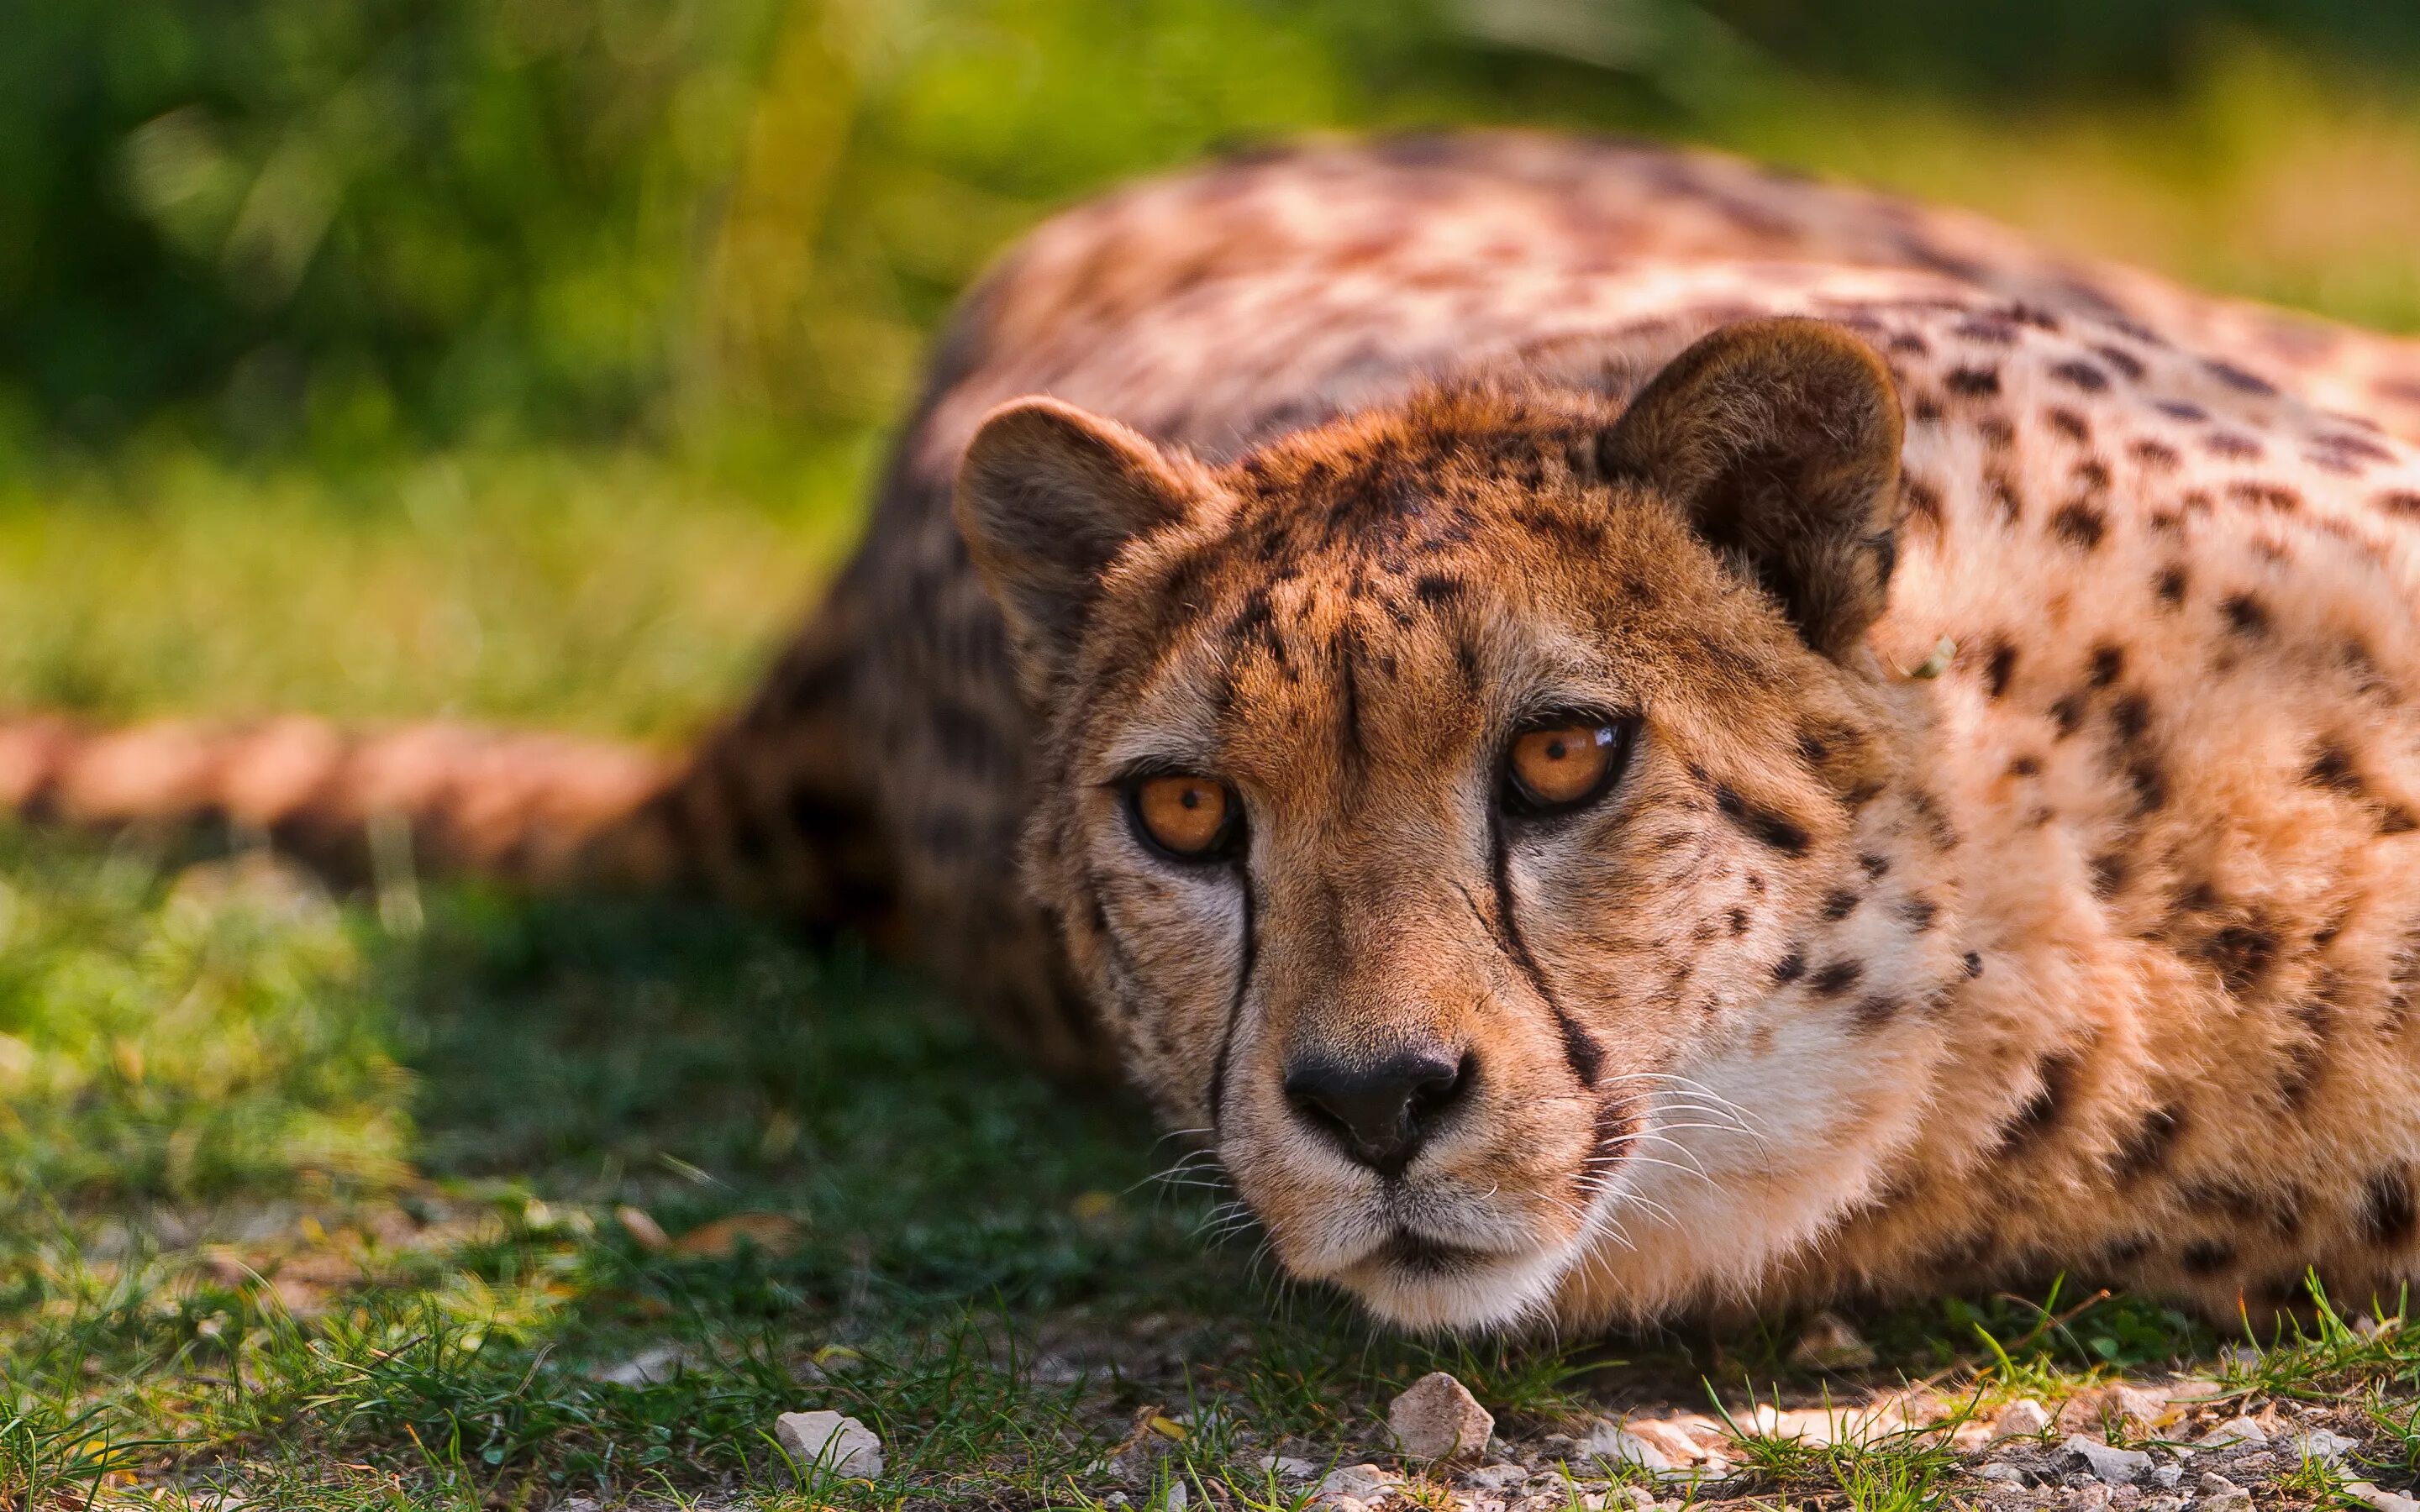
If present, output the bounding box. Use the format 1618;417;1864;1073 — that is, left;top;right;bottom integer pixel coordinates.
2348;1481;2420;1512
775;1410;884;1479
1461;1462;1531;1491
2196;1415;2268;1449
2105;1385;2172;1431
1317;1463;1401;1504
1165;1480;1188;1512
1975;1462;2028;1484
1579;1420;1672;1471
1748;1404;1861;1445
1257;1455;1318;1481
1389;1371;1496;1462
1622;1418;1711;1464
2060;1434;2153;1484
2152;1463;2183;1488
1789;1310;1879;1370
592;1342;687;1386
2289;1426;2358;1463
1989;1399;2052;1441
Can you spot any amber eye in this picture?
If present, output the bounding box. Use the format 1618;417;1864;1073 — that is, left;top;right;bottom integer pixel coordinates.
1128;774;1241;860
1503;717;1634;815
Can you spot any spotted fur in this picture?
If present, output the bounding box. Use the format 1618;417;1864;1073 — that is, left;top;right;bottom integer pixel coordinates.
18;132;2420;1332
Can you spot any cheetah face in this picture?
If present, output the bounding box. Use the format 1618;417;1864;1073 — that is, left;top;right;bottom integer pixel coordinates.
957;321;1910;1329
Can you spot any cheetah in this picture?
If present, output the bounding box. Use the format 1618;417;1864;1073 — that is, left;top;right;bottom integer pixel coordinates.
16;131;2420;1332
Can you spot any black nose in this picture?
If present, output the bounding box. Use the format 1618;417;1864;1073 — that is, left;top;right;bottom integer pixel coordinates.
1283;1049;1472;1176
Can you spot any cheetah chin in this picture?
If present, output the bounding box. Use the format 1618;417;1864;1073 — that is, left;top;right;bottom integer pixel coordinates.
1328;1231;1580;1333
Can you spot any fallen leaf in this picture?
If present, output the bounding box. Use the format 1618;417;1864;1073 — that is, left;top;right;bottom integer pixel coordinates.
673;1211;803;1257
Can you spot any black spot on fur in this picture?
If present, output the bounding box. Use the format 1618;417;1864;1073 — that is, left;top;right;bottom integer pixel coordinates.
2101;1234;2154;1266
1821;889;1860;921
2228;480;2302;512
2202;922;2277;995
1996;1051;2081;1152
2361;1169;2417;1247
2087;645;2123;687
2111;1104;2181;1182
1963;950;1984;977
1772;950;1807;984
2307;743;2363;795
2049;360;2107;392
1899;895;1939;931
2278;994;2333;1110
1946;365;2002;396
2222;593;2270;638
1985;641;2018;698
2130;438;2181;471
2050;503;2107;549
1715;786;1809;854
2094;344;2146;380
2109;694;2151;744
2123;758;2167;815
1810;960;1863;997
2205;358;2277;396
2181;1240;2235;1276
1987;473;2023;522
1902;475;1943;526
2154;565;2188;606
1854;995;1902;1028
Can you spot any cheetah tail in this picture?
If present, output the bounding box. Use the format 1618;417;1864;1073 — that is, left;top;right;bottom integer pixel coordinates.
0;712;684;896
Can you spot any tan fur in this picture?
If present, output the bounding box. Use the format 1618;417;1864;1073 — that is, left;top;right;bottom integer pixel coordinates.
20;132;2420;1331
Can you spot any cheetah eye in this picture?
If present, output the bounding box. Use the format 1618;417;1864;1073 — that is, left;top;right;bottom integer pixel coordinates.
1127;773;1244;862
1502;715;1638;816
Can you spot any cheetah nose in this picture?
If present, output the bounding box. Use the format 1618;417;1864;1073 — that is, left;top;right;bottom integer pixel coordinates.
1283;1047;1473;1177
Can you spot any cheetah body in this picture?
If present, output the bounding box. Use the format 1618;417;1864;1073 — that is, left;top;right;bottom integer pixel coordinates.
28;134;2420;1331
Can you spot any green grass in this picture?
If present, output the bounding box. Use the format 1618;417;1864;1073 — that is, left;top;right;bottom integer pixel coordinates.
13;830;2420;1507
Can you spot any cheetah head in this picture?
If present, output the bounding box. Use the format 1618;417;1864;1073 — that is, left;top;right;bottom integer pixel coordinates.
955;319;1945;1330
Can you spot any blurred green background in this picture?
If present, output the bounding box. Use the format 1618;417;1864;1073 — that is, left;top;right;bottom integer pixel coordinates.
3;0;2420;740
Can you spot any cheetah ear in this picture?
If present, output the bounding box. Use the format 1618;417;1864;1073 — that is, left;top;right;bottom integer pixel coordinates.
956;396;1203;696
1599;318;1904;662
